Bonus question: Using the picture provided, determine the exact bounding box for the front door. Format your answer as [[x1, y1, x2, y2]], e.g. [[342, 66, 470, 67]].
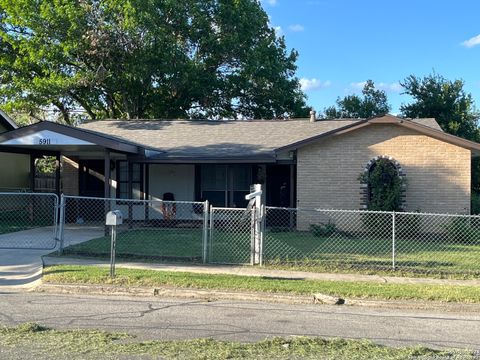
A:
[[79, 160, 105, 198]]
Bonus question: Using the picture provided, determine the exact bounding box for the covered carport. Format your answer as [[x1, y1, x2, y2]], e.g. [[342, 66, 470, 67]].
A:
[[0, 121, 143, 198]]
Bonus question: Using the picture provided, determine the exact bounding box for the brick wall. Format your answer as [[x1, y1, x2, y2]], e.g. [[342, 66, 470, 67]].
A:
[[297, 124, 471, 215], [61, 156, 79, 196]]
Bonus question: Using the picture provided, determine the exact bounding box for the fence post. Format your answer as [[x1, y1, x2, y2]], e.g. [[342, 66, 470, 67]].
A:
[[202, 200, 209, 264], [57, 194, 66, 255], [259, 204, 266, 266], [209, 205, 214, 262], [392, 211, 396, 271]]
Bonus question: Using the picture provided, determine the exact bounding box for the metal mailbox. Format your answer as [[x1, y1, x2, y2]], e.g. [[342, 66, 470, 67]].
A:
[[106, 210, 123, 226]]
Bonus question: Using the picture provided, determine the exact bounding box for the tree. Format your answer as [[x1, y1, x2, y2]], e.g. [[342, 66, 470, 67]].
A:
[[400, 73, 479, 141], [400, 73, 480, 213], [322, 80, 390, 119], [0, 0, 308, 124]]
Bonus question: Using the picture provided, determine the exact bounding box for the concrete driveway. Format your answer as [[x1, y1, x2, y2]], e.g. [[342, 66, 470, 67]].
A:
[[0, 225, 103, 292]]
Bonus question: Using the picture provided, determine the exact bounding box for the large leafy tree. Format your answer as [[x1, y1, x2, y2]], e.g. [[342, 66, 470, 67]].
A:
[[0, 0, 308, 123], [322, 80, 390, 119], [400, 73, 480, 212], [400, 73, 479, 141]]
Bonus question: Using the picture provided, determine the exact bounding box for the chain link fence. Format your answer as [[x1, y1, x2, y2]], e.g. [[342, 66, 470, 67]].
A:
[[1, 190, 477, 276], [59, 196, 208, 263], [209, 207, 255, 265], [0, 192, 58, 249], [263, 207, 480, 276]]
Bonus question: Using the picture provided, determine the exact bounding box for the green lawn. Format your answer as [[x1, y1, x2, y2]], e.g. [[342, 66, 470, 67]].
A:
[[60, 227, 480, 277], [0, 209, 52, 234], [43, 265, 480, 303], [62, 228, 204, 261], [263, 231, 480, 276], [1, 323, 471, 360]]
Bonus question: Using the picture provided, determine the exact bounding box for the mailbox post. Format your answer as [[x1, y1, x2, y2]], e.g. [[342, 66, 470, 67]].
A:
[[106, 210, 123, 278]]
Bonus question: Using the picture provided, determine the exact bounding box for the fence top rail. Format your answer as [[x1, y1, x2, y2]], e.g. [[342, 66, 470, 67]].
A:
[[265, 206, 480, 218], [211, 207, 253, 211], [62, 195, 205, 205], [0, 188, 29, 192], [0, 192, 58, 200]]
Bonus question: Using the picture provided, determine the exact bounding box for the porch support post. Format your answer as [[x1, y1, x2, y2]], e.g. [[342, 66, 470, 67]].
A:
[[127, 160, 133, 228], [104, 149, 111, 198], [55, 152, 61, 196], [104, 149, 111, 236], [29, 153, 36, 192], [144, 163, 150, 222]]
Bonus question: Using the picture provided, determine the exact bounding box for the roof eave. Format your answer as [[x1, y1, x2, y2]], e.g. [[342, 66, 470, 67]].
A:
[[0, 121, 142, 154], [275, 115, 480, 155], [275, 120, 368, 153], [0, 110, 18, 131]]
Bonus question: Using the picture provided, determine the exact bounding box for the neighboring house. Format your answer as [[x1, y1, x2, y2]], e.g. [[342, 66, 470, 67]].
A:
[[0, 114, 478, 216], [0, 110, 29, 191]]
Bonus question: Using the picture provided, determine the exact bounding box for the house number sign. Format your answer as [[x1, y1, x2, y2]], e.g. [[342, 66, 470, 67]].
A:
[[38, 138, 52, 145]]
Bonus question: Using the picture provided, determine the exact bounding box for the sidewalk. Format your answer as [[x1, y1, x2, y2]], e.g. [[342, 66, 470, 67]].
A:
[[42, 256, 480, 287]]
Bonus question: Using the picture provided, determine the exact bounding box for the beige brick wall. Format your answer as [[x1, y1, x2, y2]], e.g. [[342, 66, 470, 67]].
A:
[[61, 156, 79, 196], [297, 124, 471, 215]]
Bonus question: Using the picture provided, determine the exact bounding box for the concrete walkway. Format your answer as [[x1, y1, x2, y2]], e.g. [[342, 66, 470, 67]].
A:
[[43, 257, 480, 287], [0, 225, 103, 292], [0, 249, 52, 292]]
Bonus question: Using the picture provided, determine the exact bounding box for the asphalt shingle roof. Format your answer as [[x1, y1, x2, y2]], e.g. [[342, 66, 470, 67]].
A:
[[79, 117, 442, 160]]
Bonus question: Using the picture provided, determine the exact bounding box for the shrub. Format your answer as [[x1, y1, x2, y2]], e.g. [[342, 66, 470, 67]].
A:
[[359, 158, 406, 212], [310, 221, 336, 237]]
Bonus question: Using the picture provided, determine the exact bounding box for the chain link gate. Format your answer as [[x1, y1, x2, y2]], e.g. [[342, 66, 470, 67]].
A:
[[0, 192, 59, 250], [208, 184, 265, 265], [58, 195, 209, 263], [208, 207, 254, 264]]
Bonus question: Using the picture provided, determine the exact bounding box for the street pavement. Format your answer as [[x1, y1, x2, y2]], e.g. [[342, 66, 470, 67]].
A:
[[0, 292, 479, 351]]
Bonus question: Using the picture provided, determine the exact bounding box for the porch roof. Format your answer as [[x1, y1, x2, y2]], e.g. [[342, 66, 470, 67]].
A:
[[0, 121, 141, 155]]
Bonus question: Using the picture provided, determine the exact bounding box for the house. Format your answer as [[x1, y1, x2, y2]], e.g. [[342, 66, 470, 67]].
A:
[[0, 111, 29, 192], [0, 114, 478, 216]]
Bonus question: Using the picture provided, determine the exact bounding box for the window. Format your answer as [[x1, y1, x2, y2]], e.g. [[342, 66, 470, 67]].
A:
[[116, 161, 143, 199], [200, 165, 252, 207]]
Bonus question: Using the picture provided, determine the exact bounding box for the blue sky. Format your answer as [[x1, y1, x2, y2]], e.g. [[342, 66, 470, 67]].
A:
[[262, 0, 480, 115]]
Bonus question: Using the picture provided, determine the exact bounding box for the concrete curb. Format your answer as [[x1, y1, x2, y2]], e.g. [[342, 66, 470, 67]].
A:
[[35, 283, 312, 304], [34, 283, 480, 313]]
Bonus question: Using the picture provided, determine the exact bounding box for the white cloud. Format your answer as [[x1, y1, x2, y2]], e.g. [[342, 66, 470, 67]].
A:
[[349, 81, 401, 93], [300, 78, 331, 92], [350, 81, 366, 90], [461, 34, 480, 48], [263, 0, 278, 6], [289, 24, 305, 32], [377, 82, 402, 93], [273, 26, 283, 36]]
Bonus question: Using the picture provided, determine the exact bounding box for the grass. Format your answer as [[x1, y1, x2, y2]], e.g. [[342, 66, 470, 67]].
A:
[[43, 265, 480, 303], [0, 209, 52, 234], [0, 323, 474, 360], [60, 227, 480, 278], [62, 228, 204, 261]]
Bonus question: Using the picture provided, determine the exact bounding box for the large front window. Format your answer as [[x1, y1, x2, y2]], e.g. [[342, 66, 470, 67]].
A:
[[201, 165, 251, 207], [116, 161, 143, 199]]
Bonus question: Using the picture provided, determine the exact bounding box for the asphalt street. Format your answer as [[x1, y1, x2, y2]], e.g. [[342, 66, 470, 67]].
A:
[[0, 292, 479, 350]]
